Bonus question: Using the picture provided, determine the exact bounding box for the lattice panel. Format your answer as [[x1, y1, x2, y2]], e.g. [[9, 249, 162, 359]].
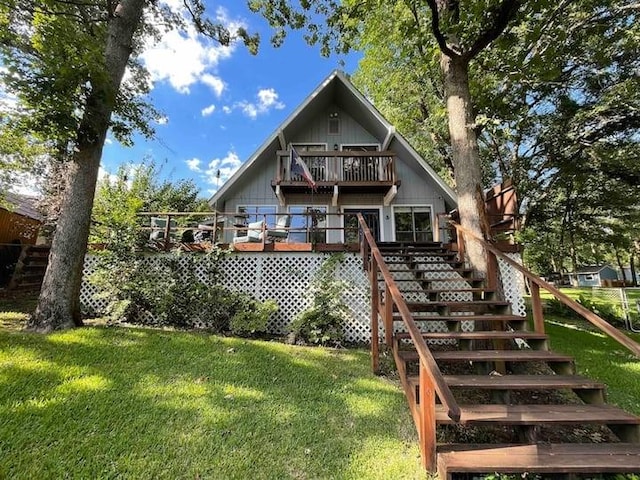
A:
[[498, 253, 527, 317], [80, 252, 373, 342]]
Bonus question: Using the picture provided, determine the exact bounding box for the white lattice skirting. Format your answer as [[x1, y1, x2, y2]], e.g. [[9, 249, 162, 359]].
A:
[[80, 251, 527, 343]]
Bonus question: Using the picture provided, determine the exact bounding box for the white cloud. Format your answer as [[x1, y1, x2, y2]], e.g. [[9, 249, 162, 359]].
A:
[[222, 106, 232, 114], [186, 158, 202, 171], [9, 171, 41, 197], [202, 151, 242, 192], [201, 74, 225, 97], [105, 137, 113, 145], [156, 116, 169, 125], [201, 104, 216, 117], [140, 7, 243, 94], [228, 88, 285, 119]]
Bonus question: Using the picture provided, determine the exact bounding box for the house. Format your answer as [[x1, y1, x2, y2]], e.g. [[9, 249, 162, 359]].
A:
[[209, 71, 457, 247], [572, 265, 619, 287]]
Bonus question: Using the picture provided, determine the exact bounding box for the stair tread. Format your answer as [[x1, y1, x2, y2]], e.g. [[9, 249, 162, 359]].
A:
[[394, 314, 525, 320], [398, 349, 572, 362], [435, 404, 640, 425], [408, 374, 603, 390], [390, 288, 494, 293], [437, 443, 640, 474], [395, 331, 546, 341]]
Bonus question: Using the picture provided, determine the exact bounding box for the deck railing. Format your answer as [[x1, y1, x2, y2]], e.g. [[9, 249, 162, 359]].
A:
[[449, 219, 640, 358], [129, 211, 364, 251], [276, 150, 397, 183], [357, 213, 460, 470]]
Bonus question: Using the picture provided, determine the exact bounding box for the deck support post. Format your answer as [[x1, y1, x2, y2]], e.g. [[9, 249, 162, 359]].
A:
[[419, 362, 437, 472], [384, 285, 393, 347]]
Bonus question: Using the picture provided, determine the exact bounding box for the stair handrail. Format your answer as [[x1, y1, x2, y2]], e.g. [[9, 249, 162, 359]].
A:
[[448, 219, 640, 358], [357, 214, 461, 422]]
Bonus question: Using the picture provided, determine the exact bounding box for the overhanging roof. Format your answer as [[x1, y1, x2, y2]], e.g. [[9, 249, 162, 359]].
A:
[[209, 70, 456, 207]]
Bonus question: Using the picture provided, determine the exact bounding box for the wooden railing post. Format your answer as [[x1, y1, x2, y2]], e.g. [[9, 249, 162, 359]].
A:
[[384, 284, 393, 347], [419, 362, 437, 471], [487, 250, 499, 291], [457, 230, 466, 264], [370, 256, 380, 373], [530, 282, 545, 334], [164, 214, 172, 251]]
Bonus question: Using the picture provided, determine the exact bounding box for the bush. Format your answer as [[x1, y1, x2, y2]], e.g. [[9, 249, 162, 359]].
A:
[[577, 294, 625, 327], [290, 254, 350, 346], [89, 248, 277, 335]]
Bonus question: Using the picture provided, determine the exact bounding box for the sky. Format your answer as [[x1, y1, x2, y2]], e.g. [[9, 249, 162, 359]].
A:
[[95, 1, 361, 200]]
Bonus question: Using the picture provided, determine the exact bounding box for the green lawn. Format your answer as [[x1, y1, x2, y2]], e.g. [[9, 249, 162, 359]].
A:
[[544, 315, 640, 416], [0, 301, 427, 479]]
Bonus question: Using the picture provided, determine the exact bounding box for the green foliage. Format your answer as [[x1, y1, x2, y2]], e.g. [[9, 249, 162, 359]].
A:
[[577, 294, 625, 328], [89, 248, 277, 336], [291, 254, 350, 346], [90, 161, 207, 248]]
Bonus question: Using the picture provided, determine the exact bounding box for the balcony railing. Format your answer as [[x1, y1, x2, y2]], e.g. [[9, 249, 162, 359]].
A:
[[276, 150, 397, 184]]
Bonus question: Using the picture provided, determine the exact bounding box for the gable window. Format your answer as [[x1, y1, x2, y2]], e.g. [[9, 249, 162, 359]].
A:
[[393, 206, 433, 242]]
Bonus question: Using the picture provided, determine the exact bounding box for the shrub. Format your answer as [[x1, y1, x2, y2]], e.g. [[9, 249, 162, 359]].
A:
[[577, 294, 625, 327], [89, 248, 277, 335], [290, 254, 350, 346]]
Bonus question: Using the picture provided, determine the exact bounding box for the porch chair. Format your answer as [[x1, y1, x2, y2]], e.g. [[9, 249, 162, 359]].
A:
[[263, 214, 291, 242], [233, 220, 264, 244]]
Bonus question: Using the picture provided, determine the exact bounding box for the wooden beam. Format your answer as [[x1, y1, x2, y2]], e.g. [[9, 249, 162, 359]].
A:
[[277, 130, 286, 150], [275, 184, 285, 207], [382, 126, 395, 151], [332, 184, 339, 206], [384, 185, 398, 206]]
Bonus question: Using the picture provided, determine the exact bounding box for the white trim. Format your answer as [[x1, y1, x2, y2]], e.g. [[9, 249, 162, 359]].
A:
[[391, 204, 435, 242], [382, 126, 395, 150], [341, 205, 384, 243]]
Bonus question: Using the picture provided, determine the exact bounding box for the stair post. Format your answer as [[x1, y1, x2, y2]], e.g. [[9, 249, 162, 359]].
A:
[[370, 255, 380, 373], [419, 361, 437, 471]]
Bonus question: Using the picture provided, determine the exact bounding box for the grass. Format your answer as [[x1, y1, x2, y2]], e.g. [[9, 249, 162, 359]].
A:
[[0, 296, 428, 480], [544, 314, 640, 416]]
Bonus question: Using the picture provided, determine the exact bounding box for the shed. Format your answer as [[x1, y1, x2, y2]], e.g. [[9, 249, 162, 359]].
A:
[[573, 265, 619, 287]]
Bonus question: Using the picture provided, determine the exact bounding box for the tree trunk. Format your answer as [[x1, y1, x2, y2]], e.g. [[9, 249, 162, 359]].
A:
[[630, 251, 637, 287], [29, 0, 145, 333], [441, 54, 489, 277], [615, 247, 626, 285]]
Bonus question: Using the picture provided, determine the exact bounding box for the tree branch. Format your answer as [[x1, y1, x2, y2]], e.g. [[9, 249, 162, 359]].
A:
[[465, 0, 523, 61], [423, 0, 461, 58]]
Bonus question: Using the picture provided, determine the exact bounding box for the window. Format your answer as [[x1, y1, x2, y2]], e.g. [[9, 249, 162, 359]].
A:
[[328, 117, 340, 135], [394, 206, 433, 242], [237, 205, 277, 228], [288, 206, 327, 243], [584, 274, 594, 281], [291, 144, 327, 182]]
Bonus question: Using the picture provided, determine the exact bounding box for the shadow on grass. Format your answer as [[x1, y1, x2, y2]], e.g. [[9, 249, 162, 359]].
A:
[[0, 325, 425, 479]]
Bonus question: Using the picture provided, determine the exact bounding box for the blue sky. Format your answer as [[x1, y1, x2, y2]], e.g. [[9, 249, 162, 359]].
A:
[[100, 2, 361, 199]]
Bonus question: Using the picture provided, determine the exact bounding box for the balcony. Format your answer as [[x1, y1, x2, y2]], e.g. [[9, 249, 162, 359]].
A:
[[272, 150, 400, 205]]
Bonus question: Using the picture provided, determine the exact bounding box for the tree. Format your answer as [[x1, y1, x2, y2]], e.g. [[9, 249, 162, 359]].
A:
[[0, 1, 257, 332], [250, 0, 535, 275]]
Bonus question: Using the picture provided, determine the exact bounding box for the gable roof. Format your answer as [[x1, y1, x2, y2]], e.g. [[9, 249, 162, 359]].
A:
[[2, 192, 44, 222], [575, 265, 614, 274], [209, 70, 456, 207]]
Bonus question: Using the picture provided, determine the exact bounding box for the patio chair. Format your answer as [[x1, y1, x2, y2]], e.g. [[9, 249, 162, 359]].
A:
[[233, 220, 264, 244], [263, 215, 291, 242]]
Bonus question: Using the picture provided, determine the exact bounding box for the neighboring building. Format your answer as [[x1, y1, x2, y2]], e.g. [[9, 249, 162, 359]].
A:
[[209, 70, 457, 246], [572, 265, 619, 287], [0, 192, 44, 286], [0, 192, 43, 245]]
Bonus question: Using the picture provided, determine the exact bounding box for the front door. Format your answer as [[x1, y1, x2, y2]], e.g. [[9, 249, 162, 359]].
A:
[[343, 208, 380, 244]]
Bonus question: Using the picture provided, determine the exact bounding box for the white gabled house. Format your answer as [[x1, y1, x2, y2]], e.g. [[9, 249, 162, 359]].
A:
[[209, 70, 456, 246]]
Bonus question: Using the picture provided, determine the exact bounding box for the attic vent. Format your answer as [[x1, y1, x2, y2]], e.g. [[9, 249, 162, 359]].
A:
[[328, 115, 340, 135]]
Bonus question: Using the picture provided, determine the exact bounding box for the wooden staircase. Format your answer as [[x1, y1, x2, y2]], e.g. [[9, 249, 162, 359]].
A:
[[8, 245, 50, 291], [360, 234, 640, 478]]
